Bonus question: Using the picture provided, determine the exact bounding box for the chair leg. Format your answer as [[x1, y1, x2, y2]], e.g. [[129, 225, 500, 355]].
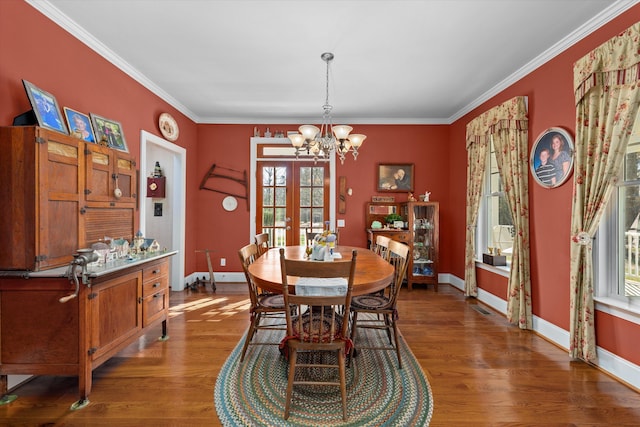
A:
[[392, 320, 402, 369], [240, 313, 259, 362], [284, 348, 297, 420], [348, 311, 359, 366], [338, 348, 347, 421], [384, 314, 393, 345]]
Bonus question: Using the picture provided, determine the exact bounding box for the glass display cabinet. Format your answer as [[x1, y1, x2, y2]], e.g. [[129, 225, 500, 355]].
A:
[[403, 201, 439, 291]]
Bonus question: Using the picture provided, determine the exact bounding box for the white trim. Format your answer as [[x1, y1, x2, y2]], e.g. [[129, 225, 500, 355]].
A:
[[140, 131, 187, 291], [597, 346, 640, 390], [249, 137, 336, 243], [595, 298, 640, 326]]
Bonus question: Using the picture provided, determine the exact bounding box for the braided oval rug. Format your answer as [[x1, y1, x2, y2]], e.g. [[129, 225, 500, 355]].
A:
[[214, 316, 433, 426]]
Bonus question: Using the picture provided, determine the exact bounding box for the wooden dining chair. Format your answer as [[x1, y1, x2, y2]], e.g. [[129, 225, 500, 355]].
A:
[[255, 232, 270, 257], [305, 228, 317, 246], [237, 243, 287, 362], [372, 235, 392, 261], [349, 240, 409, 368], [278, 247, 358, 421]]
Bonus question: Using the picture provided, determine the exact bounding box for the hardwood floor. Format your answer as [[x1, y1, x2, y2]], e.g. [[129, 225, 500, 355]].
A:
[[1, 282, 639, 426]]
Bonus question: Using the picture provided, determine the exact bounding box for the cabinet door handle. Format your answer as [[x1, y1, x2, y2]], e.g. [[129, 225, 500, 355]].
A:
[[152, 269, 160, 274], [153, 282, 160, 288], [153, 293, 162, 299], [138, 297, 143, 304]]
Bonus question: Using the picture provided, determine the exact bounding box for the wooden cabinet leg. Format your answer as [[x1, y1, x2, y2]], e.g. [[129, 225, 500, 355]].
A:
[[159, 318, 169, 341], [0, 375, 18, 405]]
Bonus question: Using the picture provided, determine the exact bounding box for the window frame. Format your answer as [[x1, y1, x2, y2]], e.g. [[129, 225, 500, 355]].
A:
[[476, 140, 512, 277]]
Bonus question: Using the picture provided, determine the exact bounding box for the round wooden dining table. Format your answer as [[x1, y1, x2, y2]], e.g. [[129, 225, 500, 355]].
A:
[[248, 245, 394, 296]]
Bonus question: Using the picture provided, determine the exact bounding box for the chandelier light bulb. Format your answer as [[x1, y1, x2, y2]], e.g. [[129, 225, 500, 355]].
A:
[[332, 125, 353, 140], [299, 125, 319, 141]]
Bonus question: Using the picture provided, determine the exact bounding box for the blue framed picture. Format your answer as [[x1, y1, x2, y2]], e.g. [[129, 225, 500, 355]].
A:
[[63, 107, 96, 143], [22, 80, 68, 134]]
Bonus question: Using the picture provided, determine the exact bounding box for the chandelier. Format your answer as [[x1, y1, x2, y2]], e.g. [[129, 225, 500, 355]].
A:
[[288, 52, 366, 164]]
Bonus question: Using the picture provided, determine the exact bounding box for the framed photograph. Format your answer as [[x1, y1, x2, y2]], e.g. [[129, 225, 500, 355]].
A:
[[530, 127, 574, 188], [22, 80, 68, 134], [90, 113, 128, 152], [63, 107, 96, 143], [377, 163, 414, 192]]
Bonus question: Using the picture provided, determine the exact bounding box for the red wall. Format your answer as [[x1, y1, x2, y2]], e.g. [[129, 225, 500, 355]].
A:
[[2, 0, 639, 367], [194, 124, 450, 273]]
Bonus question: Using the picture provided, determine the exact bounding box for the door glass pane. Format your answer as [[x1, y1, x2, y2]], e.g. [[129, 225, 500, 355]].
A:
[[300, 167, 311, 186], [262, 188, 274, 206], [300, 188, 311, 206], [312, 167, 324, 185], [275, 187, 286, 206], [312, 187, 324, 205], [275, 167, 286, 185], [262, 167, 274, 185], [262, 208, 274, 226], [275, 207, 286, 226]]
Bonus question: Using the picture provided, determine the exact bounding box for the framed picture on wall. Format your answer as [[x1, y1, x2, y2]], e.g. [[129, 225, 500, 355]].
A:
[[377, 163, 414, 192], [530, 127, 574, 188], [90, 113, 128, 152], [63, 107, 96, 143], [22, 80, 68, 134]]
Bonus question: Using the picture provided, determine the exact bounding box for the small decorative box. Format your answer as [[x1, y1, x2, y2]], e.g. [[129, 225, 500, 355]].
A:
[[483, 253, 506, 266]]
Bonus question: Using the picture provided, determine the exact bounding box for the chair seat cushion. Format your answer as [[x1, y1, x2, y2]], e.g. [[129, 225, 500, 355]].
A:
[[351, 294, 390, 310], [279, 311, 352, 358], [258, 293, 285, 308]]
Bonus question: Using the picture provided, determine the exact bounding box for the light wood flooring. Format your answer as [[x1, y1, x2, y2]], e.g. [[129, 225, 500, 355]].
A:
[[1, 282, 639, 426]]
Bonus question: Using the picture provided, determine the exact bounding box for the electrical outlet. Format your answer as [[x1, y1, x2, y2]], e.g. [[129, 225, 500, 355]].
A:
[[220, 258, 226, 266]]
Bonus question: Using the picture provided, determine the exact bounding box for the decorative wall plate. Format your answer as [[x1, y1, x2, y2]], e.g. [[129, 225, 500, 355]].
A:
[[222, 196, 238, 212], [159, 113, 179, 141]]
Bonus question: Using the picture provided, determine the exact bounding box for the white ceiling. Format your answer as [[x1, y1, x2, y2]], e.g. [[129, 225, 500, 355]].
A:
[[31, 0, 637, 124]]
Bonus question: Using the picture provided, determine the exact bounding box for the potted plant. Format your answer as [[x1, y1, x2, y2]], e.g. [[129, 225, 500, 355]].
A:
[[384, 213, 404, 228]]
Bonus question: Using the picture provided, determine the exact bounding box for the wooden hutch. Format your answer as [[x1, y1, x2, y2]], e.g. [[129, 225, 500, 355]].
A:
[[366, 200, 439, 291]]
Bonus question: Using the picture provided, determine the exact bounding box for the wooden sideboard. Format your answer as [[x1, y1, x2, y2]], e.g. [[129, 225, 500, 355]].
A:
[[0, 252, 174, 409]]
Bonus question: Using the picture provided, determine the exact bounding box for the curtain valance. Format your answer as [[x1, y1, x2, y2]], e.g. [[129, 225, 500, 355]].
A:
[[466, 96, 528, 149], [574, 22, 640, 105]]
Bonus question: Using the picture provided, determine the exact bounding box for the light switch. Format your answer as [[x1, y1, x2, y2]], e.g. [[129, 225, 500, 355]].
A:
[[337, 219, 345, 227]]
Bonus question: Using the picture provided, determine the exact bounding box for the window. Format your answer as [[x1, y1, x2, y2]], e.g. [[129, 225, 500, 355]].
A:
[[477, 140, 514, 268], [596, 119, 640, 311]]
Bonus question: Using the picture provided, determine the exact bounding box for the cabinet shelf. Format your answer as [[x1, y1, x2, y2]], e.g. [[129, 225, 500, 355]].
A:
[[403, 201, 439, 291]]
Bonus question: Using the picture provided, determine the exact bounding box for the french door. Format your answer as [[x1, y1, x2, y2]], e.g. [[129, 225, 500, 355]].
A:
[[257, 161, 329, 247]]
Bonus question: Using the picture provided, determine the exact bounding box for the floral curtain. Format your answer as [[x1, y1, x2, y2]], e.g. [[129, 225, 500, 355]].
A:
[[463, 138, 488, 297], [570, 22, 640, 363], [466, 97, 532, 329]]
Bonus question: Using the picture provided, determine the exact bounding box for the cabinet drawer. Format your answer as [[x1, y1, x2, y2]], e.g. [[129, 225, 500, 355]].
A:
[[143, 260, 169, 281], [143, 289, 168, 327], [392, 232, 410, 242], [143, 276, 167, 297]]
